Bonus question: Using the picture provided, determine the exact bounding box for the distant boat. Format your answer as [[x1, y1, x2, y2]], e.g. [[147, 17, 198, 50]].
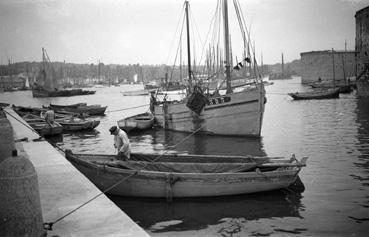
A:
[[32, 48, 95, 97], [65, 150, 308, 198], [117, 112, 155, 133], [46, 103, 107, 116], [288, 88, 340, 100], [121, 89, 152, 96]]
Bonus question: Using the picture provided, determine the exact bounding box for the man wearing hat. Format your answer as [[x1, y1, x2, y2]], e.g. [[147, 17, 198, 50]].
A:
[[109, 126, 131, 160]]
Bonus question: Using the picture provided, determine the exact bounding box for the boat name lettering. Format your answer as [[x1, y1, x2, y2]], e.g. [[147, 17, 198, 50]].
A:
[[208, 96, 231, 105]]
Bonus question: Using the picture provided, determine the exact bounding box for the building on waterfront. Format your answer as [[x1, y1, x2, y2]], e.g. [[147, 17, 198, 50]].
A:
[[300, 50, 357, 85], [355, 5, 369, 96], [0, 74, 28, 91]]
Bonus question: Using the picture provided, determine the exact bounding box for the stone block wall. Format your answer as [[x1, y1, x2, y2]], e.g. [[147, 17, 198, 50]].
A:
[[300, 50, 356, 84]]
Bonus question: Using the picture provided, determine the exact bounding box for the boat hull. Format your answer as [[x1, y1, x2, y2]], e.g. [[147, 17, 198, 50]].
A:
[[117, 112, 154, 132], [66, 152, 302, 198], [154, 85, 265, 136], [288, 88, 340, 100], [49, 104, 107, 116], [32, 89, 95, 98]]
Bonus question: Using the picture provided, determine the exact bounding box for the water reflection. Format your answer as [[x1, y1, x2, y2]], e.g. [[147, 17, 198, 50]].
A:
[[129, 128, 266, 156], [108, 190, 302, 233]]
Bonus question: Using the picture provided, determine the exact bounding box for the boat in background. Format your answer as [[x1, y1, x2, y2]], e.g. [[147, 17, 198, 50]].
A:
[[46, 103, 107, 116], [56, 117, 100, 131], [288, 88, 340, 100], [65, 150, 307, 199], [117, 112, 154, 133], [153, 1, 266, 137], [32, 48, 95, 97]]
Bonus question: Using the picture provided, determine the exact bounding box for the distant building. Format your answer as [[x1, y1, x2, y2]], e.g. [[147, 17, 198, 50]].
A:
[[0, 74, 27, 91], [355, 6, 369, 96], [355, 6, 369, 72], [300, 50, 356, 84]]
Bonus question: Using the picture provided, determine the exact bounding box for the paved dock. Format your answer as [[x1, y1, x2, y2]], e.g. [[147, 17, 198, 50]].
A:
[[4, 108, 149, 237]]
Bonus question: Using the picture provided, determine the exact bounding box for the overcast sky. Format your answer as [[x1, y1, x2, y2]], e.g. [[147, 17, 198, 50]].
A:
[[0, 0, 367, 65]]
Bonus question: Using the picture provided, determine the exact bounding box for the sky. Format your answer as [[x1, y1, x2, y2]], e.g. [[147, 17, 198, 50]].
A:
[[0, 0, 368, 65]]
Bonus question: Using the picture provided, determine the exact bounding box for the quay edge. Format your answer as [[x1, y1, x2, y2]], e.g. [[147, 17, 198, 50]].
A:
[[2, 107, 149, 237]]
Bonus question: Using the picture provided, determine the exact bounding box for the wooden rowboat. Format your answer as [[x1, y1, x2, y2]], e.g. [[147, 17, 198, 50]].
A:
[[288, 88, 340, 100], [47, 103, 107, 116], [22, 115, 63, 136], [65, 150, 307, 199], [117, 112, 154, 133], [56, 118, 100, 131]]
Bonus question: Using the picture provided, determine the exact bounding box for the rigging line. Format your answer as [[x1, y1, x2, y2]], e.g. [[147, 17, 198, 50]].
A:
[[3, 109, 42, 137], [169, 13, 186, 82], [47, 120, 207, 229], [165, 3, 186, 65], [105, 104, 149, 113]]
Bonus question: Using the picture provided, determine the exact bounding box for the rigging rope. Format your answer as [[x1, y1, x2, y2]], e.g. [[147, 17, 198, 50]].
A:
[[105, 104, 149, 113]]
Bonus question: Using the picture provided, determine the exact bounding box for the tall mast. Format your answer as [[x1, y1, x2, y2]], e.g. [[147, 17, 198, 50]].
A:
[[223, 0, 232, 93], [281, 53, 284, 77], [185, 1, 192, 93]]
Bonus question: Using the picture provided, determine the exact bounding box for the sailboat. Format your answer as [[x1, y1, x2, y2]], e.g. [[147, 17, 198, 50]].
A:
[[153, 0, 266, 137], [32, 48, 95, 97]]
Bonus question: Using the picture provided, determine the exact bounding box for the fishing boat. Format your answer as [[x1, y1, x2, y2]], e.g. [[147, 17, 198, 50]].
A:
[[153, 1, 266, 137], [121, 89, 152, 96], [288, 88, 340, 100], [56, 117, 100, 131], [46, 103, 107, 116], [22, 114, 63, 136], [32, 48, 95, 97], [65, 150, 307, 199], [117, 112, 155, 133]]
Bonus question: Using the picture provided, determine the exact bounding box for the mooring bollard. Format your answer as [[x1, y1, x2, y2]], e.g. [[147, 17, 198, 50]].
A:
[[0, 150, 45, 237]]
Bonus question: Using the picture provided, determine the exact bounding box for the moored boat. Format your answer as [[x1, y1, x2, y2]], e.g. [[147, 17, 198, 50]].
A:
[[65, 150, 308, 199], [117, 112, 154, 133], [47, 103, 107, 116], [153, 1, 266, 137], [22, 114, 63, 136], [56, 118, 100, 131], [288, 88, 340, 100]]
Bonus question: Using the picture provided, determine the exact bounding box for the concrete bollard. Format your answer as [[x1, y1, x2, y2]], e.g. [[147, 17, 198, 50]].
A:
[[0, 112, 15, 162], [0, 150, 45, 237]]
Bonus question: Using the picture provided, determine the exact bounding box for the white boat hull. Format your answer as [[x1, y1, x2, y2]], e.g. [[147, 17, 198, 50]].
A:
[[154, 85, 265, 136]]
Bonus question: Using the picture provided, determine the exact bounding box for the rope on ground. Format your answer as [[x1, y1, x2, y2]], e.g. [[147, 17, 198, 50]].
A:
[[105, 104, 149, 113], [44, 122, 207, 231]]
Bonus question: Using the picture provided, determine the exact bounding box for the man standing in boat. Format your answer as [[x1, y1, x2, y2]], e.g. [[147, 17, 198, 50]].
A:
[[109, 126, 131, 160], [44, 109, 55, 127]]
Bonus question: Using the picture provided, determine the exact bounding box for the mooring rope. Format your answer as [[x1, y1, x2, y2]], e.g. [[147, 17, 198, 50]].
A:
[[105, 104, 149, 113]]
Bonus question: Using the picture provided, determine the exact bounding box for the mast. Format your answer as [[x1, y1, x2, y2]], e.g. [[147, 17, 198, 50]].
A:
[[331, 48, 336, 89], [223, 0, 232, 93], [281, 53, 284, 78], [185, 1, 192, 93]]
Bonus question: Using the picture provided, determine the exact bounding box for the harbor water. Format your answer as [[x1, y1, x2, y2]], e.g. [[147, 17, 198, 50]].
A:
[[1, 77, 368, 236]]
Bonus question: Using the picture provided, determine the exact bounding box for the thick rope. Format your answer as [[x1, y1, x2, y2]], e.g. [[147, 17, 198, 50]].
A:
[[105, 104, 149, 113]]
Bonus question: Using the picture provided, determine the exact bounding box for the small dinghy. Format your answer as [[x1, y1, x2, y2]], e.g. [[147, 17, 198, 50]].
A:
[[117, 112, 154, 133], [288, 88, 340, 100]]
